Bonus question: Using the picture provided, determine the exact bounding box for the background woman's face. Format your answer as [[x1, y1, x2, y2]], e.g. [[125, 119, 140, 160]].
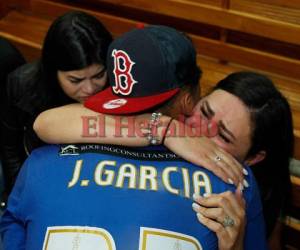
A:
[[187, 89, 252, 162], [58, 63, 107, 103]]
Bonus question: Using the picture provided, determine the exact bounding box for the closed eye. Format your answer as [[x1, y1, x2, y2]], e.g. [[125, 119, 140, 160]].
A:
[[200, 106, 208, 118], [92, 69, 106, 79], [93, 71, 105, 79], [218, 132, 231, 143], [69, 78, 83, 84]]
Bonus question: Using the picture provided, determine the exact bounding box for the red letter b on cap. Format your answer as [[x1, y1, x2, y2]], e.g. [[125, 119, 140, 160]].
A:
[[112, 49, 137, 95]]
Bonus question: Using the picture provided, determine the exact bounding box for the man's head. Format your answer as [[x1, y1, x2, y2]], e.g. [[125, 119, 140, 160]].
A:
[[84, 25, 201, 118]]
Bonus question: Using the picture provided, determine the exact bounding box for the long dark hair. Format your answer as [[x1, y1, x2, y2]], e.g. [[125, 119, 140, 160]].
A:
[[214, 71, 294, 237], [32, 11, 113, 112]]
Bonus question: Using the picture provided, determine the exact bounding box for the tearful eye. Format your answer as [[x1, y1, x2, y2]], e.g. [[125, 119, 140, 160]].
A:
[[219, 132, 231, 143], [200, 106, 209, 118]]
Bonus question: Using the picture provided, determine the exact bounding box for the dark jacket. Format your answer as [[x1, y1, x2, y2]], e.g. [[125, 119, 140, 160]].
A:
[[0, 38, 25, 100], [1, 59, 75, 194], [1, 62, 43, 193], [0, 38, 26, 193]]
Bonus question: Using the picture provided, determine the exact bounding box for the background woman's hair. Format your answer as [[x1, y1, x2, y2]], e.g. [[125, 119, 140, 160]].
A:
[[34, 11, 113, 111], [214, 71, 294, 237]]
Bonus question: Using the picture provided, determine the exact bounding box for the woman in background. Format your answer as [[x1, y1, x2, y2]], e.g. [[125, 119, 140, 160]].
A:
[[0, 11, 113, 196]]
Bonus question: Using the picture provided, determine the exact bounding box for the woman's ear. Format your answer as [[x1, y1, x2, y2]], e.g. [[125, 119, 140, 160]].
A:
[[244, 151, 266, 166]]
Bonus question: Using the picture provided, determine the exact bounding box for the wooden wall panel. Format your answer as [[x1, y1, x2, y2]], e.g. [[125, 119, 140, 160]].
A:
[[230, 0, 300, 25]]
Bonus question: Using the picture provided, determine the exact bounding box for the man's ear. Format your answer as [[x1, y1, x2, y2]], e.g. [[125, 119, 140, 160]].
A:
[[244, 151, 266, 166], [179, 92, 196, 116]]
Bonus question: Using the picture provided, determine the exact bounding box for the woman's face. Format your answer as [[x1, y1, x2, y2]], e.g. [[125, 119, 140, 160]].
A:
[[58, 63, 107, 103], [186, 89, 252, 162]]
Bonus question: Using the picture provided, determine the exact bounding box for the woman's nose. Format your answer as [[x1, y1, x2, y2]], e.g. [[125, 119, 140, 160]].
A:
[[185, 112, 205, 128], [82, 81, 98, 95]]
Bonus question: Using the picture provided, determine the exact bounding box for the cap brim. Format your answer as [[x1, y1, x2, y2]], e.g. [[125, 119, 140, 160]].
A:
[[84, 87, 180, 114]]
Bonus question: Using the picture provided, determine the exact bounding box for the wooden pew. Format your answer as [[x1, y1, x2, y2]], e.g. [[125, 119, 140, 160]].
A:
[[282, 175, 300, 249], [75, 0, 300, 79]]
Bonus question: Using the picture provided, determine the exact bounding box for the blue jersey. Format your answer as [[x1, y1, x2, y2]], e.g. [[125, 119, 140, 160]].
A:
[[0, 144, 268, 250]]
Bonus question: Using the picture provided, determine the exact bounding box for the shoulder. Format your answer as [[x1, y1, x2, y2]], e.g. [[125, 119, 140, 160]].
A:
[[6, 61, 40, 102], [7, 61, 40, 92], [0, 38, 24, 59], [0, 38, 25, 70], [29, 145, 60, 160], [19, 145, 61, 175]]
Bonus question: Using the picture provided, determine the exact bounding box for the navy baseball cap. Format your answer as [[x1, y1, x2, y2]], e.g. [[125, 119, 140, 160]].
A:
[[84, 25, 197, 114]]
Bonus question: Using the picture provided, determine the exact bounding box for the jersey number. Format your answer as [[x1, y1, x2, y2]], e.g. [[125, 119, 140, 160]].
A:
[[42, 226, 202, 250]]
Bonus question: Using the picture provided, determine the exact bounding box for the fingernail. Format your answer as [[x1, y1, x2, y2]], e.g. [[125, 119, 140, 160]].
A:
[[192, 202, 201, 211], [193, 193, 200, 200], [197, 213, 204, 220], [243, 179, 249, 188], [203, 193, 210, 197], [243, 168, 248, 175], [228, 178, 234, 185], [238, 182, 244, 192]]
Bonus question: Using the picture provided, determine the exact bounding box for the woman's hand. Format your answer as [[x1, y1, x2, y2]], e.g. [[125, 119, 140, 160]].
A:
[[192, 185, 246, 250], [163, 119, 247, 187]]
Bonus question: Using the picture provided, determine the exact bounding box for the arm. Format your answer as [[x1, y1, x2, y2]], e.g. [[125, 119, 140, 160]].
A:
[[33, 103, 151, 146], [34, 104, 244, 185]]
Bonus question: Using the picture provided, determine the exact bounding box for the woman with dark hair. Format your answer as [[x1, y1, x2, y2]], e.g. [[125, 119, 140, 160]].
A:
[[0, 11, 113, 196], [209, 72, 293, 237], [34, 71, 293, 248], [189, 71, 293, 248]]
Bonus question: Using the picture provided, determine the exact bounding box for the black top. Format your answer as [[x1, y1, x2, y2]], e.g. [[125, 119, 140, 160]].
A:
[[0, 38, 26, 100], [0, 61, 42, 193], [0, 38, 26, 193], [0, 56, 77, 194]]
